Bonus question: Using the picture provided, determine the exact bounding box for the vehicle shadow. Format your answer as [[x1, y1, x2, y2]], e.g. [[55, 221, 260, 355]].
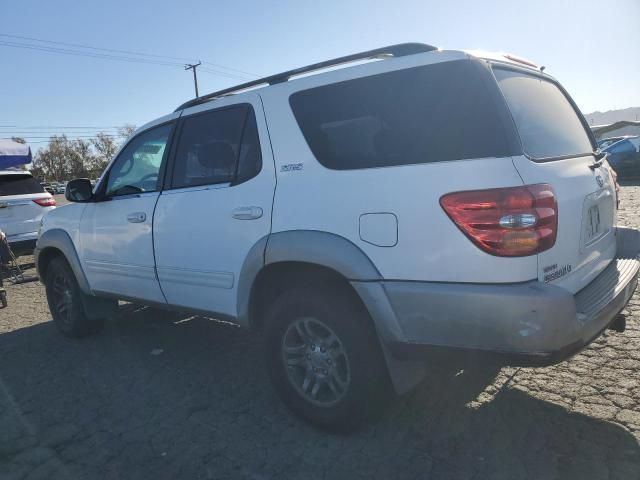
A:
[[0, 305, 639, 479]]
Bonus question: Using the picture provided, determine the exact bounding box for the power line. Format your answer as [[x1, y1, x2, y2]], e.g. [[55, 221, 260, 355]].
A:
[[0, 40, 183, 67], [0, 125, 124, 129], [0, 33, 259, 79], [1, 130, 121, 134], [2, 135, 121, 139], [0, 40, 251, 80], [2, 134, 119, 138], [0, 39, 251, 80], [0, 33, 259, 77]]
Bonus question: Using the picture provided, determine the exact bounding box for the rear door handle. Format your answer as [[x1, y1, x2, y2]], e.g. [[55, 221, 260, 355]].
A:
[[232, 206, 263, 220], [127, 212, 146, 223]]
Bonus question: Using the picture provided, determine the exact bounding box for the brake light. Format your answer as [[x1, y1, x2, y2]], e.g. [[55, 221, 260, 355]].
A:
[[33, 197, 56, 207], [440, 184, 557, 257]]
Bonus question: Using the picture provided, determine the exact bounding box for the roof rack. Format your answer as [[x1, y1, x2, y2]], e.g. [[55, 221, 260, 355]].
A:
[[174, 42, 437, 112]]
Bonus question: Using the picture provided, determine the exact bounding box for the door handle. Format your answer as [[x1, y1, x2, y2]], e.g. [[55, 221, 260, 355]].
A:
[[232, 206, 263, 220], [127, 212, 147, 223]]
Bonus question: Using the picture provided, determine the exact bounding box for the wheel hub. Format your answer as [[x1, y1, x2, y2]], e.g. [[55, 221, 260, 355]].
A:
[[307, 344, 332, 375], [282, 317, 351, 407]]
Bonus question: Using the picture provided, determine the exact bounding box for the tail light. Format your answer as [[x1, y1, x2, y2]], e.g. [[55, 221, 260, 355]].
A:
[[33, 197, 57, 207], [440, 184, 557, 257]]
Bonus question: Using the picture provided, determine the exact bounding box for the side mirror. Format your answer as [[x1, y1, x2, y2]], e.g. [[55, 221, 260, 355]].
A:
[[65, 178, 94, 203]]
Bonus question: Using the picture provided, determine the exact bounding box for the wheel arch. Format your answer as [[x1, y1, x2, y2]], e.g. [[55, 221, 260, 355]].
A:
[[36, 229, 91, 294], [237, 230, 382, 330], [243, 239, 425, 395]]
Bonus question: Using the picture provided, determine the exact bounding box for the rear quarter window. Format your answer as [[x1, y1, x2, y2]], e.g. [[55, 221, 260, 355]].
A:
[[494, 68, 594, 160], [289, 60, 512, 170], [0, 174, 45, 196]]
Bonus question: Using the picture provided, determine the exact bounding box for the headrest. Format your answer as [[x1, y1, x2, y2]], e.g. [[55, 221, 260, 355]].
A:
[[198, 142, 236, 169]]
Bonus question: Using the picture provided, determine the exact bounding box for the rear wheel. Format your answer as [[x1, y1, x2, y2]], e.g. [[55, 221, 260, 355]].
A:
[[264, 285, 391, 431], [44, 257, 104, 337]]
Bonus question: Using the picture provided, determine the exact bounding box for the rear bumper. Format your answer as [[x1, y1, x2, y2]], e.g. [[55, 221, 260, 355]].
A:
[[354, 227, 640, 366]]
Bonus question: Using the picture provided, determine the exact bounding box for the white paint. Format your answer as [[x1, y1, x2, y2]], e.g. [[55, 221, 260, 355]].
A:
[[359, 213, 398, 247]]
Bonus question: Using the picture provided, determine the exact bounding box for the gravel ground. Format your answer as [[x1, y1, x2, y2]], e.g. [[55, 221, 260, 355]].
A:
[[1, 188, 640, 479]]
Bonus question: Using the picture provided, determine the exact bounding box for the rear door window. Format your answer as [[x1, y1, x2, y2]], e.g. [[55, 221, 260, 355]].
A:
[[494, 68, 594, 160], [171, 105, 261, 189], [289, 60, 511, 170], [0, 174, 45, 196]]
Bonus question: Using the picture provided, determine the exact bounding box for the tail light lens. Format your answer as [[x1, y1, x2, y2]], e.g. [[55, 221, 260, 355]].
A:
[[440, 184, 557, 257], [33, 197, 57, 207]]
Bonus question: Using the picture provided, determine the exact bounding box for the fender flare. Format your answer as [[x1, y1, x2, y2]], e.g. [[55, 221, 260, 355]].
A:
[[236, 230, 422, 394], [236, 230, 382, 326], [35, 229, 92, 294]]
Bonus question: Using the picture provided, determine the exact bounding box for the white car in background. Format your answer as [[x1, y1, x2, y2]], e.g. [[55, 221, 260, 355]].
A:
[[0, 170, 56, 255]]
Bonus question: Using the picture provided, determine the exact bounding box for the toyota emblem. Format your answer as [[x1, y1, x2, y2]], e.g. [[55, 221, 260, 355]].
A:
[[596, 175, 604, 188]]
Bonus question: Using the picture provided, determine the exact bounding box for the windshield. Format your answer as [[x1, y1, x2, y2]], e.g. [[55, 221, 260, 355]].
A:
[[494, 68, 594, 160]]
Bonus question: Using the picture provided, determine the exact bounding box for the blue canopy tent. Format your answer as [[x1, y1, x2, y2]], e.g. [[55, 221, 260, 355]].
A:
[[0, 139, 32, 169]]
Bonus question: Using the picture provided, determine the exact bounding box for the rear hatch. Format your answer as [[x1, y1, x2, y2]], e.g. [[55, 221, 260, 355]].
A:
[[493, 66, 617, 294], [0, 172, 55, 237]]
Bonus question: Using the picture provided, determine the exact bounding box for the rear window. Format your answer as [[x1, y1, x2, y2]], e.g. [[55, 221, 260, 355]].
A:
[[494, 68, 593, 160], [289, 60, 511, 170], [0, 174, 45, 196]]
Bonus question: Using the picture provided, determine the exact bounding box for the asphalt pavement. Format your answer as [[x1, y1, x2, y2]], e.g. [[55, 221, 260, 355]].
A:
[[1, 187, 640, 479]]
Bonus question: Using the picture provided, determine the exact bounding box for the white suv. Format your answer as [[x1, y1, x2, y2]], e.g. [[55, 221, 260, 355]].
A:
[[0, 170, 56, 255], [36, 43, 639, 430]]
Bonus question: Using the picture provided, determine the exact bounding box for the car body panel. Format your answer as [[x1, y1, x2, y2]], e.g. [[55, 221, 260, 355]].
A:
[[0, 171, 55, 247]]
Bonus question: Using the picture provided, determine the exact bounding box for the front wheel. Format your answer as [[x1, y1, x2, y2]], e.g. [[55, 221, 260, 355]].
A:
[[44, 257, 104, 338], [264, 285, 391, 431]]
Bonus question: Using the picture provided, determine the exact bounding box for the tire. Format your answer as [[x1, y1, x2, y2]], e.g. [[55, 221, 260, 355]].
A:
[[264, 285, 391, 431], [44, 256, 104, 338], [0, 290, 6, 308]]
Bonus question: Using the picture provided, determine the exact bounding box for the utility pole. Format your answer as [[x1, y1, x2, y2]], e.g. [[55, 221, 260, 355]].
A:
[[185, 61, 202, 98]]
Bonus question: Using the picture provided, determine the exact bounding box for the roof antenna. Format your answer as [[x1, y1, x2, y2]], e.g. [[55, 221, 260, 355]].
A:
[[540, 65, 546, 72]]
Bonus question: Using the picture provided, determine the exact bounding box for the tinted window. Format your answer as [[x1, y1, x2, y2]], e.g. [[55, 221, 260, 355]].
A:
[[289, 60, 511, 170], [172, 106, 260, 189], [0, 174, 45, 196], [494, 68, 593, 160], [236, 111, 262, 184], [106, 124, 173, 197]]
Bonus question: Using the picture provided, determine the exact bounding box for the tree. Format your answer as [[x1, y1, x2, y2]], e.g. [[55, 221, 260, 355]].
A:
[[30, 125, 135, 182], [89, 133, 120, 177]]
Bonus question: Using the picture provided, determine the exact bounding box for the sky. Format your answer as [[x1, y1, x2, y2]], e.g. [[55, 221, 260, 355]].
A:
[[2, 0, 639, 149]]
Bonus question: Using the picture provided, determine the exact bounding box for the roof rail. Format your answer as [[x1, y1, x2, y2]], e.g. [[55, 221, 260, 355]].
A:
[[174, 42, 437, 112]]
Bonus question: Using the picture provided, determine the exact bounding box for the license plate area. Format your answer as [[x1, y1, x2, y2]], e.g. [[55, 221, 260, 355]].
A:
[[586, 205, 602, 243], [581, 190, 614, 250]]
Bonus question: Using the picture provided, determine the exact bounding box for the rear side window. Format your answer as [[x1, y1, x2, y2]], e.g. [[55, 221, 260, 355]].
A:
[[494, 68, 593, 160], [0, 174, 45, 196], [171, 105, 262, 189], [289, 60, 511, 170]]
